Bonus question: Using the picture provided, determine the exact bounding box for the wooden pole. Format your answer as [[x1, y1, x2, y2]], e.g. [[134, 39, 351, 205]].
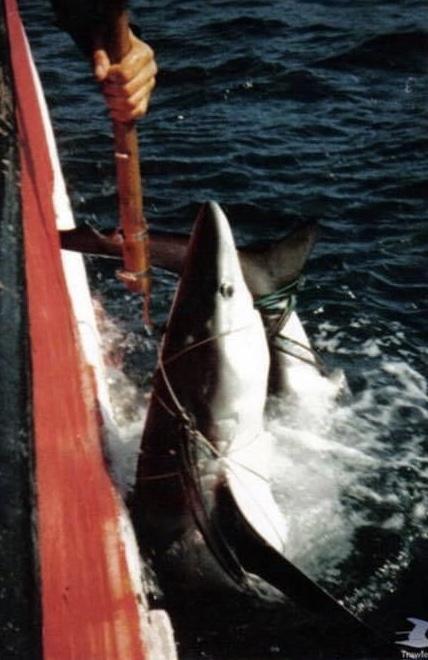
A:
[[107, 7, 151, 323]]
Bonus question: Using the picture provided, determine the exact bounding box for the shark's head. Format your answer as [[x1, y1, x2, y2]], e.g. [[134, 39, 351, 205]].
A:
[[160, 201, 269, 446], [163, 201, 256, 356]]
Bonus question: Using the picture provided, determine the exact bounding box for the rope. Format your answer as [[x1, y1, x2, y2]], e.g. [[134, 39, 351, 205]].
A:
[[163, 322, 253, 368], [151, 350, 286, 550], [271, 334, 330, 376], [152, 351, 249, 584], [253, 277, 302, 316], [254, 277, 330, 376]]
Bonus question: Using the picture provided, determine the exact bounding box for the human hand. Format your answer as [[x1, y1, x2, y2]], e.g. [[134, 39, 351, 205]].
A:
[[93, 30, 157, 123]]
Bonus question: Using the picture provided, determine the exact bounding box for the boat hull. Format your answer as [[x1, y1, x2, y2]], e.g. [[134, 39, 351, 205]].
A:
[[1, 2, 175, 657]]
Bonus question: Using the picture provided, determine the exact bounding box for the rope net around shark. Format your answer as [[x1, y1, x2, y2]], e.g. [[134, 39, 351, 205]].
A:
[[136, 323, 288, 572], [254, 276, 331, 377]]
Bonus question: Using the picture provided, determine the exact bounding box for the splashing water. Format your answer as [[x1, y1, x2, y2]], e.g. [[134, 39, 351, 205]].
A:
[[92, 297, 150, 495], [97, 295, 427, 630], [266, 318, 428, 623]]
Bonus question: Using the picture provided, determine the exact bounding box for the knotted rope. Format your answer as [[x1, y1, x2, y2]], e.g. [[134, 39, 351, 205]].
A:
[[254, 277, 329, 376]]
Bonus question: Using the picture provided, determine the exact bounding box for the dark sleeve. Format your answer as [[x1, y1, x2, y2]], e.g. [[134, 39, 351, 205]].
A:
[[50, 0, 124, 56]]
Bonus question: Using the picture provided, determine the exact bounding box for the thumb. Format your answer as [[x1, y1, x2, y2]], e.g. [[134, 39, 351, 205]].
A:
[[93, 48, 110, 82]]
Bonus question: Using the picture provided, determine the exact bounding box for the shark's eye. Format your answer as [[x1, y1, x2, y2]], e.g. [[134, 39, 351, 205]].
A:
[[219, 282, 234, 298]]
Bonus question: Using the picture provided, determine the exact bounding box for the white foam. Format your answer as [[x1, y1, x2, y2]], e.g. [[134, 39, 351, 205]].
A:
[[264, 316, 427, 611], [92, 302, 150, 495]]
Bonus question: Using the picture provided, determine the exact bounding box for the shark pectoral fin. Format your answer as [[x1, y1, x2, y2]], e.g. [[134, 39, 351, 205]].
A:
[[215, 481, 375, 636], [59, 223, 189, 273], [215, 483, 396, 654], [59, 223, 123, 258]]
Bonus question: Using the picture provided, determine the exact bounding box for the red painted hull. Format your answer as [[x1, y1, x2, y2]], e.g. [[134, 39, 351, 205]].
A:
[[4, 1, 171, 657]]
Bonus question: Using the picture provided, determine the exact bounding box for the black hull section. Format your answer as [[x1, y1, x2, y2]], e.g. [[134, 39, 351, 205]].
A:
[[0, 4, 41, 657]]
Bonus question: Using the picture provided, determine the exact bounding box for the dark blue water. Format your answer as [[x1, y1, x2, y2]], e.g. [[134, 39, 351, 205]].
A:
[[20, 1, 428, 657]]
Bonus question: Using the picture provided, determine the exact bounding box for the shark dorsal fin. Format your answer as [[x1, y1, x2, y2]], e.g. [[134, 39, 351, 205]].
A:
[[239, 221, 318, 299]]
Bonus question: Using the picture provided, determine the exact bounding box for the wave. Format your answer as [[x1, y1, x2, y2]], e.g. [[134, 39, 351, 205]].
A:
[[202, 15, 288, 38], [158, 56, 284, 85], [316, 30, 428, 73]]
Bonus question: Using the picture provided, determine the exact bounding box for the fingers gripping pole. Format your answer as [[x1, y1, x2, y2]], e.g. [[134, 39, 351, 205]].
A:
[[107, 7, 151, 322]]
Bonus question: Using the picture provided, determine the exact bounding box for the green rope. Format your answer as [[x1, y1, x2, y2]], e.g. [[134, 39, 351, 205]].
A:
[[254, 277, 302, 316], [271, 334, 330, 376], [254, 277, 329, 376]]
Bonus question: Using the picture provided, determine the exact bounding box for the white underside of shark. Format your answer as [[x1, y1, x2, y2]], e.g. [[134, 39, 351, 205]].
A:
[[131, 201, 288, 582]]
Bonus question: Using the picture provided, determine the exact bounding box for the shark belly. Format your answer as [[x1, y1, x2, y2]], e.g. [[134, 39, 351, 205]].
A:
[[130, 202, 287, 596]]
